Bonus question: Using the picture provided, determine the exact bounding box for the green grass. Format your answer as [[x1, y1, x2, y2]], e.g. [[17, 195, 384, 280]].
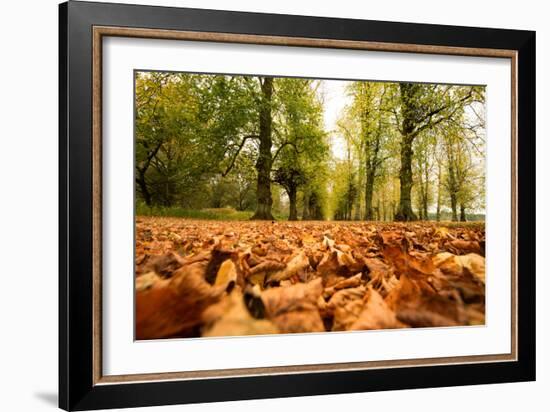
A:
[[136, 203, 482, 225], [136, 204, 256, 220], [136, 203, 292, 221]]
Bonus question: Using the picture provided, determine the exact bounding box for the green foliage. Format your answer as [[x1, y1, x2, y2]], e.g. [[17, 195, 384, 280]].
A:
[[272, 78, 330, 219], [135, 71, 485, 222], [135, 72, 259, 208]]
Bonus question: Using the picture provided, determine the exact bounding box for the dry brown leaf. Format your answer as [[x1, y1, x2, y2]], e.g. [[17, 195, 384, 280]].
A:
[[458, 254, 485, 283], [332, 299, 364, 331], [135, 271, 162, 292], [323, 273, 363, 299], [202, 291, 279, 337], [383, 245, 436, 278], [214, 259, 238, 291], [135, 218, 485, 336], [248, 260, 287, 275], [385, 275, 467, 327], [447, 239, 482, 255], [326, 285, 367, 310], [204, 248, 235, 284], [266, 251, 311, 284], [322, 235, 335, 250], [434, 252, 485, 282], [261, 278, 325, 333], [350, 287, 407, 330], [326, 285, 367, 330], [136, 253, 227, 339], [364, 257, 391, 278], [301, 233, 318, 246], [251, 244, 268, 256], [137, 251, 185, 278], [433, 252, 485, 303]]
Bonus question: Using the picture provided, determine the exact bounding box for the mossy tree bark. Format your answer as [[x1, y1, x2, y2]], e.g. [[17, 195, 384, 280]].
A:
[[395, 134, 418, 221], [288, 188, 298, 221], [251, 77, 275, 220]]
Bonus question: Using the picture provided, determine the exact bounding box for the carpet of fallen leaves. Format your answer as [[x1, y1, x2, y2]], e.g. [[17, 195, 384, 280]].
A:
[[135, 217, 485, 340]]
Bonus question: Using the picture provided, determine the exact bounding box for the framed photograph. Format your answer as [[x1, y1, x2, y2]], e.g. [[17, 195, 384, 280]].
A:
[[59, 1, 535, 410]]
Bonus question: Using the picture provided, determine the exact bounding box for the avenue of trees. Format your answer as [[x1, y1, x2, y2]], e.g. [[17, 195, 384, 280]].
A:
[[135, 72, 485, 222]]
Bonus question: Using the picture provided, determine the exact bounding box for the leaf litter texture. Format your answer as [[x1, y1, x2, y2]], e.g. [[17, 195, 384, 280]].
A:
[[135, 217, 485, 339]]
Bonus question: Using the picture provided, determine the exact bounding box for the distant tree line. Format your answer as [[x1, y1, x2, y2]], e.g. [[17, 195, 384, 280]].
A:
[[135, 72, 485, 222], [332, 82, 485, 222]]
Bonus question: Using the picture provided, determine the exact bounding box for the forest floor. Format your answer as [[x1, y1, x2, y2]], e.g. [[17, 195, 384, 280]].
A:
[[135, 216, 486, 340]]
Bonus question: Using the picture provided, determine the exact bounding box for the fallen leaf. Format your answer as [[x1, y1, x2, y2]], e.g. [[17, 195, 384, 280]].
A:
[[326, 285, 367, 331], [350, 287, 407, 330], [214, 259, 238, 291], [261, 278, 325, 333], [138, 252, 184, 278], [136, 252, 227, 339], [135, 218, 485, 336], [202, 291, 279, 337], [323, 273, 363, 299], [385, 275, 467, 327], [433, 252, 485, 302], [135, 271, 162, 292], [447, 239, 482, 255], [266, 251, 311, 284], [204, 248, 235, 284]]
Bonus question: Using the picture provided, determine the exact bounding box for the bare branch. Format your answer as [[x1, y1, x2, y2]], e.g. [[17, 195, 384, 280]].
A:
[[221, 135, 258, 177], [272, 140, 303, 163]]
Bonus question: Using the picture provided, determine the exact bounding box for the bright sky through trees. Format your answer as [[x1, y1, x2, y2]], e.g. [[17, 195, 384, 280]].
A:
[[319, 80, 352, 161]]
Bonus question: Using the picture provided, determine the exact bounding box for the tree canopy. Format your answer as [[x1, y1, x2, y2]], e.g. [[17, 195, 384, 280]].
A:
[[135, 72, 485, 222]]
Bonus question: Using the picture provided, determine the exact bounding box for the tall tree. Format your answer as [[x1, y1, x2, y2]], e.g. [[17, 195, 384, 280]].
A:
[[393, 83, 475, 221], [413, 130, 437, 220], [272, 78, 328, 220], [250, 77, 275, 219], [135, 72, 177, 206], [359, 84, 392, 220], [274, 164, 305, 220], [442, 125, 484, 222], [135, 72, 259, 207]]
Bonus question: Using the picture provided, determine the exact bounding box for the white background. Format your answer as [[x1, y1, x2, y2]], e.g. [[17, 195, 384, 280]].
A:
[[0, 0, 546, 411], [103, 37, 511, 376]]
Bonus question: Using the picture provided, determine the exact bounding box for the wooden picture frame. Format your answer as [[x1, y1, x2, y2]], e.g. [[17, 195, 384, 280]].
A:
[[59, 1, 535, 410]]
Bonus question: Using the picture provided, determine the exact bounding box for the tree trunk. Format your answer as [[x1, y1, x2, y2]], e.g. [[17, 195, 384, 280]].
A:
[[450, 192, 458, 222], [354, 195, 362, 220], [136, 172, 152, 206], [436, 162, 442, 222], [136, 141, 164, 207], [251, 77, 275, 220], [381, 191, 387, 222], [237, 192, 245, 211], [363, 114, 382, 221], [460, 204, 467, 222], [302, 190, 310, 220], [364, 170, 375, 220], [395, 136, 418, 221], [445, 140, 460, 222], [423, 202, 428, 220], [422, 166, 429, 220], [308, 192, 322, 220], [395, 84, 419, 221], [288, 187, 298, 221]]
